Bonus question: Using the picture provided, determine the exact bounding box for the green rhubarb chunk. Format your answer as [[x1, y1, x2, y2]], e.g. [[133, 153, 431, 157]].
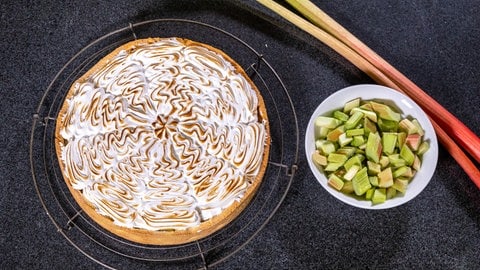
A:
[[400, 145, 415, 166], [412, 119, 425, 136], [333, 110, 349, 122], [341, 180, 354, 194], [326, 125, 346, 142], [392, 179, 409, 193], [372, 188, 387, 204], [379, 155, 390, 168], [367, 161, 381, 175], [315, 139, 325, 150], [378, 167, 393, 188], [315, 116, 343, 129], [397, 132, 407, 149], [336, 147, 357, 157], [343, 98, 360, 113], [386, 187, 397, 199], [412, 155, 422, 171], [370, 101, 401, 122], [366, 132, 382, 163], [351, 107, 377, 122], [324, 162, 344, 172], [352, 167, 372, 196], [328, 153, 348, 164], [343, 164, 360, 181], [369, 176, 379, 187], [312, 151, 327, 167], [382, 132, 398, 155], [378, 118, 399, 132], [359, 103, 373, 111], [399, 118, 418, 135], [345, 111, 364, 130], [417, 141, 430, 156], [319, 141, 336, 155], [344, 154, 365, 171], [315, 126, 330, 139], [338, 133, 353, 147], [365, 188, 375, 200], [351, 135, 366, 147], [363, 117, 377, 135], [328, 174, 344, 191], [346, 128, 364, 137], [393, 166, 410, 178], [388, 154, 407, 168]]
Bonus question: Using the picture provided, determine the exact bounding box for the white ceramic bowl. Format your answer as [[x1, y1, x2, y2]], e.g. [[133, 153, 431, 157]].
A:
[[305, 84, 438, 209]]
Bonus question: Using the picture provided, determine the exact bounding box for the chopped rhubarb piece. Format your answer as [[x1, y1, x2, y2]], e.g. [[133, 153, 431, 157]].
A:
[[379, 155, 390, 168], [365, 188, 375, 200], [378, 118, 399, 132], [315, 116, 342, 129], [352, 167, 371, 196], [312, 151, 327, 167], [367, 160, 381, 175], [417, 141, 430, 156], [393, 166, 410, 178], [351, 135, 366, 147], [346, 128, 364, 137], [333, 110, 349, 122], [393, 179, 409, 193], [399, 118, 418, 135], [327, 153, 348, 164], [412, 119, 425, 136], [412, 155, 422, 171], [341, 181, 354, 194], [328, 174, 344, 191], [343, 98, 360, 113], [382, 132, 398, 155], [369, 176, 379, 186], [343, 164, 360, 181], [363, 117, 377, 135], [319, 141, 336, 155], [378, 167, 393, 188], [400, 145, 415, 166], [344, 154, 365, 170], [397, 132, 407, 149], [338, 133, 353, 147], [366, 132, 382, 163], [336, 147, 356, 157], [345, 111, 364, 130], [372, 188, 387, 204], [386, 187, 397, 199], [351, 107, 377, 122], [326, 125, 345, 142], [405, 134, 422, 151], [370, 101, 401, 122]]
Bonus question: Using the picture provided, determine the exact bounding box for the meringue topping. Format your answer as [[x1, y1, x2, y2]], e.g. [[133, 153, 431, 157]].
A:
[[57, 38, 268, 231]]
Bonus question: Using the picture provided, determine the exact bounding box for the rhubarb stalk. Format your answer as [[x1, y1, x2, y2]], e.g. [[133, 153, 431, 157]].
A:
[[256, 0, 480, 187]]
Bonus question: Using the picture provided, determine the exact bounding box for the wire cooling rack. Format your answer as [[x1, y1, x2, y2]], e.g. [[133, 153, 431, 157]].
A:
[[30, 19, 299, 269]]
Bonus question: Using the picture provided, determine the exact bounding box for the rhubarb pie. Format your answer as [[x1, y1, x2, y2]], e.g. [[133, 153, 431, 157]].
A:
[[55, 37, 270, 245]]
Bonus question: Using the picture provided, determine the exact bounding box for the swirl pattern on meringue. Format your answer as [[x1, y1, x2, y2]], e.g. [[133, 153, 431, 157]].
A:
[[56, 37, 269, 232]]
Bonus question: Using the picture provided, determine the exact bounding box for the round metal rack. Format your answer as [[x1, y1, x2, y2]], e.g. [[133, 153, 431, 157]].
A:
[[30, 19, 299, 269]]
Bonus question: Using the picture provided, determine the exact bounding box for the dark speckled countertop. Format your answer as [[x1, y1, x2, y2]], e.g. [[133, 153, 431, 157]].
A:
[[1, 0, 479, 269]]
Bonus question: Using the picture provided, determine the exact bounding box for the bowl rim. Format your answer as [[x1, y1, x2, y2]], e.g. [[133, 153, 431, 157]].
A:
[[305, 84, 438, 209]]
